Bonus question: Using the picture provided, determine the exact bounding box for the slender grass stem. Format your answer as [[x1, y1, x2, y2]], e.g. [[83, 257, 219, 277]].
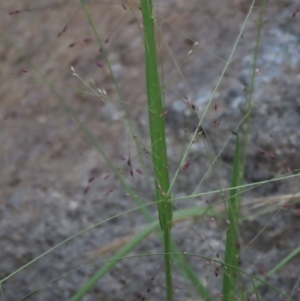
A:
[[222, 136, 240, 301], [140, 1, 173, 300]]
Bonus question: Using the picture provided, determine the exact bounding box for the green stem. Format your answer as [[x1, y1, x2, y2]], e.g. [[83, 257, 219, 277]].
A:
[[140, 1, 173, 300], [238, 0, 266, 212], [222, 136, 240, 301]]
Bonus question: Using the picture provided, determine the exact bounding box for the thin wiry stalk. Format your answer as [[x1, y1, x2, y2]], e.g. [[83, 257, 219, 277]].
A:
[[238, 0, 266, 213]]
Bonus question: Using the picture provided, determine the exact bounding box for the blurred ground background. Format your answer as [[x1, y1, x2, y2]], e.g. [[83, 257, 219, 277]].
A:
[[0, 0, 300, 300]]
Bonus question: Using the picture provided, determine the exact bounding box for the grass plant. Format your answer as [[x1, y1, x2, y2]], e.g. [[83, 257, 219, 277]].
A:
[[0, 1, 300, 301]]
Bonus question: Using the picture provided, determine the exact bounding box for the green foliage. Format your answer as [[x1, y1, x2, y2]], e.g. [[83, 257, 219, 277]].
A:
[[1, 1, 300, 301]]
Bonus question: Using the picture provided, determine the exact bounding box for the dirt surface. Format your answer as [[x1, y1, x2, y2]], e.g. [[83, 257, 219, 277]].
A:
[[1, 0, 300, 300]]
